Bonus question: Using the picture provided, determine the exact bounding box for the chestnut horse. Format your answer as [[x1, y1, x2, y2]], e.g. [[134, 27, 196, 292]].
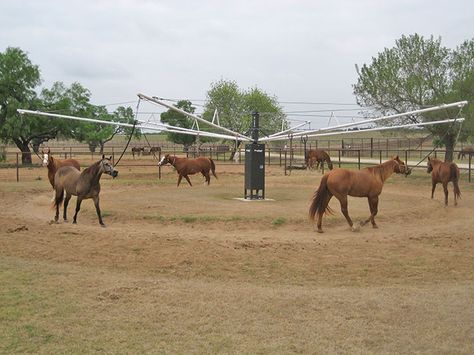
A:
[[305, 149, 333, 171], [158, 154, 217, 187], [53, 156, 118, 226], [427, 157, 461, 206], [42, 148, 80, 187], [309, 156, 408, 233]]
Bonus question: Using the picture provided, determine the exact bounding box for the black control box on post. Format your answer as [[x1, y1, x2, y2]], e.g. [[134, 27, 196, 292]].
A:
[[245, 143, 265, 200]]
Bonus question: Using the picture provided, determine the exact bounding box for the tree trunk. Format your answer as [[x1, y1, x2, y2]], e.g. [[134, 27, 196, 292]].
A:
[[443, 134, 456, 162], [229, 140, 242, 161], [99, 142, 105, 154], [14, 140, 33, 165]]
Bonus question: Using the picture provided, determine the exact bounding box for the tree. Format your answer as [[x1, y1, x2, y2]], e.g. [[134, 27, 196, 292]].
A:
[[353, 34, 474, 161], [203, 79, 287, 159], [73, 105, 138, 153], [0, 47, 91, 164], [160, 100, 197, 150]]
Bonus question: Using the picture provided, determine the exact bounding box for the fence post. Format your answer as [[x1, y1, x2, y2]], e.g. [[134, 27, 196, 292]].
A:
[[405, 150, 408, 166], [16, 153, 19, 182], [158, 151, 162, 179], [358, 150, 361, 169], [379, 150, 382, 164], [338, 149, 341, 168], [469, 154, 472, 183]]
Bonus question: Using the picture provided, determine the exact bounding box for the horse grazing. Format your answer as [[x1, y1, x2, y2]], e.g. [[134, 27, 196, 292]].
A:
[[457, 147, 474, 160], [53, 156, 118, 226], [309, 156, 408, 233], [305, 149, 333, 171], [427, 157, 461, 206], [158, 154, 217, 187], [42, 148, 81, 188]]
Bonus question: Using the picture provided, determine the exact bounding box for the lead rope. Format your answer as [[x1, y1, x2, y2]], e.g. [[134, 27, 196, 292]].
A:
[[114, 98, 141, 167]]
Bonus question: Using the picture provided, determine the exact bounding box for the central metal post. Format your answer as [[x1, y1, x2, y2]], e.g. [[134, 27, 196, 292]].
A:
[[244, 112, 265, 200]]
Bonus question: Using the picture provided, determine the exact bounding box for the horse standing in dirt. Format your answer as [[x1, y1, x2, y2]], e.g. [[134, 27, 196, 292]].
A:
[[53, 156, 118, 226], [305, 149, 333, 171], [427, 157, 461, 206], [42, 148, 81, 188], [158, 154, 217, 187], [309, 156, 408, 233], [457, 147, 474, 160], [131, 146, 144, 158]]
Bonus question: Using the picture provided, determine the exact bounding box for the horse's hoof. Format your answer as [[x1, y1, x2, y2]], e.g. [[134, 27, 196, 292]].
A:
[[100, 223, 106, 228], [63, 219, 68, 223], [360, 220, 367, 226], [372, 224, 378, 229], [317, 229, 324, 233], [72, 221, 77, 224], [351, 225, 360, 232]]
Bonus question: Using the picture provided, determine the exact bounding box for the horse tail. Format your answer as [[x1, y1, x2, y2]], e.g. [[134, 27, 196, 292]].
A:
[[309, 174, 333, 222], [450, 163, 461, 200], [210, 158, 217, 179]]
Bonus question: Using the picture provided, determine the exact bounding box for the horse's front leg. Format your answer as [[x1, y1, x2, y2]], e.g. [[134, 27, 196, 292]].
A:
[[177, 174, 183, 187], [361, 196, 379, 228], [73, 196, 84, 224], [184, 175, 193, 186], [442, 182, 449, 206], [93, 195, 105, 227], [431, 181, 437, 199]]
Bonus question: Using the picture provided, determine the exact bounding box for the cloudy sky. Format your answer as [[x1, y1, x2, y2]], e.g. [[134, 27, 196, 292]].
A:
[[1, 0, 473, 128]]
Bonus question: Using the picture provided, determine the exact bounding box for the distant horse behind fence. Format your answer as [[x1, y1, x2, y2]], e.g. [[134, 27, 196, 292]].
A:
[[427, 157, 461, 206], [53, 155, 118, 226], [131, 146, 144, 158], [305, 149, 333, 171], [158, 154, 217, 186], [458, 147, 474, 160], [309, 156, 408, 233], [42, 148, 80, 188]]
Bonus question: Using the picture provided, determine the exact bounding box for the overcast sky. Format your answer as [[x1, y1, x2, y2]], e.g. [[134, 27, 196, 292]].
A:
[[1, 0, 473, 128]]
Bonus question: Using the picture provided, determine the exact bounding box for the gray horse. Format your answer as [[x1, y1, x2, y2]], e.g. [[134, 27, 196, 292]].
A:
[[53, 155, 118, 226]]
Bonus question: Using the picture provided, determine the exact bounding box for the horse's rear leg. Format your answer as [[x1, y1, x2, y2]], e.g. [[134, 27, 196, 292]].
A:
[[335, 194, 355, 231], [73, 196, 84, 224], [93, 195, 105, 227], [203, 172, 210, 185], [316, 193, 333, 233], [63, 193, 72, 221], [177, 174, 183, 187]]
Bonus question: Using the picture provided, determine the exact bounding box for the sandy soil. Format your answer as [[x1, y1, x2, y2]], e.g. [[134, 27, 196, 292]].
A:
[[1, 162, 473, 353]]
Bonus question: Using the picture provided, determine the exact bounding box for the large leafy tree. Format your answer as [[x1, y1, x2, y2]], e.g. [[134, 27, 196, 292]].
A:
[[203, 79, 287, 159], [73, 105, 138, 153], [353, 34, 474, 161], [0, 47, 90, 164], [160, 100, 197, 150]]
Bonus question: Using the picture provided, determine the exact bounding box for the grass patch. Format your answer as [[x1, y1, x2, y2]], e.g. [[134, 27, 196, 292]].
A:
[[271, 217, 286, 226]]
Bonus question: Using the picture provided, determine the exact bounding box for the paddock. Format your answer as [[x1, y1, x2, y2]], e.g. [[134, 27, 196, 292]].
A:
[[1, 161, 473, 353]]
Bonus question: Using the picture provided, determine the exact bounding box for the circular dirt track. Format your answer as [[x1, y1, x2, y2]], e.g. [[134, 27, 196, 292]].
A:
[[1, 163, 473, 353]]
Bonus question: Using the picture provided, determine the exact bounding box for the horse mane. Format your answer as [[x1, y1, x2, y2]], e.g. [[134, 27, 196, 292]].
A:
[[83, 160, 101, 177], [365, 159, 398, 181]]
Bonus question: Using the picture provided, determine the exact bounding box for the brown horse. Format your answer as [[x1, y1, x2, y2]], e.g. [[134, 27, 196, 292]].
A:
[[53, 156, 118, 226], [42, 148, 80, 188], [427, 157, 461, 206], [457, 147, 474, 160], [305, 149, 333, 171], [309, 156, 408, 233], [158, 154, 217, 186]]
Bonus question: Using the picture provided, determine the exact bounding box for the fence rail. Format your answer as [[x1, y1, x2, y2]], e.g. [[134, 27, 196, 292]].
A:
[[1, 146, 472, 183]]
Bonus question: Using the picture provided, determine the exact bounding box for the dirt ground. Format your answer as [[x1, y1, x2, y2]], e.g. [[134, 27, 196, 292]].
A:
[[1, 162, 473, 353]]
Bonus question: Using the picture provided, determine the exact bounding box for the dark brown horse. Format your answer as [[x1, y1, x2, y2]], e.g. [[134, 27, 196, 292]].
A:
[[158, 154, 217, 186], [309, 156, 408, 233], [42, 148, 80, 188], [53, 156, 118, 226], [131, 146, 144, 158], [427, 157, 461, 206], [457, 147, 474, 160], [305, 149, 333, 171]]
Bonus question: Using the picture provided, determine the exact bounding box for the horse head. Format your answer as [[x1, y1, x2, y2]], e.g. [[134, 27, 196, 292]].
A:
[[427, 156, 433, 173], [158, 154, 174, 166], [392, 155, 410, 175], [41, 147, 51, 166], [100, 155, 118, 178]]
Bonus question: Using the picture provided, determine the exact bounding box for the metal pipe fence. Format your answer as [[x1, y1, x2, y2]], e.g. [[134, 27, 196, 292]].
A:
[[1, 147, 472, 183]]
